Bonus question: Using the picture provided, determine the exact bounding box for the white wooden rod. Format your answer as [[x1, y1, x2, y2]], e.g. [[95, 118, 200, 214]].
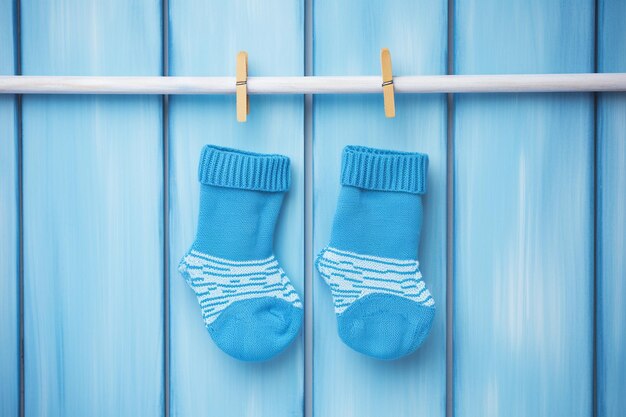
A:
[[1, 73, 626, 94]]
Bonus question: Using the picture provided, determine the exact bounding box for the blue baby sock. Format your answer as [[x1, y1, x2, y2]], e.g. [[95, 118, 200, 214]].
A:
[[179, 145, 303, 362], [316, 145, 435, 360]]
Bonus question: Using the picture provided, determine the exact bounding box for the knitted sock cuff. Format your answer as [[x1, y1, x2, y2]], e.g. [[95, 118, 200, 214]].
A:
[[340, 145, 428, 194], [198, 145, 291, 192]]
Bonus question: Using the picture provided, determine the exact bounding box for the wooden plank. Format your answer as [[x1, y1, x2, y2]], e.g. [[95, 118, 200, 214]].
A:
[[167, 1, 304, 416], [21, 1, 163, 415], [453, 1, 594, 416], [0, 1, 18, 415], [312, 1, 447, 416], [597, 0, 626, 415]]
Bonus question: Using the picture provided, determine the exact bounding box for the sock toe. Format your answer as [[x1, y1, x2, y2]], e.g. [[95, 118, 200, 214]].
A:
[[208, 297, 303, 362], [337, 293, 434, 360]]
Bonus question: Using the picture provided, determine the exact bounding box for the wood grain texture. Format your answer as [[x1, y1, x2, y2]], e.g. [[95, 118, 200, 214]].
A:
[[0, 1, 18, 415], [21, 1, 163, 415], [313, 1, 447, 416], [597, 0, 626, 415], [167, 1, 304, 416], [453, 1, 595, 416]]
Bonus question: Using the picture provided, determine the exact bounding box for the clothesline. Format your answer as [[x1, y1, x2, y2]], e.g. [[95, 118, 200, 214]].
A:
[[1, 73, 625, 94]]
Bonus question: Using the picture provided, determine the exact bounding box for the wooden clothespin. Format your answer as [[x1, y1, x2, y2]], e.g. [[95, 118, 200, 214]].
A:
[[236, 51, 249, 122], [380, 48, 395, 118]]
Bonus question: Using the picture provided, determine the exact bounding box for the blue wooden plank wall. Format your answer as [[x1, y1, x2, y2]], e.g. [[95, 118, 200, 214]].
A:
[[312, 1, 447, 416], [1, 1, 625, 416], [453, 1, 595, 416], [0, 1, 18, 416], [597, 0, 626, 415], [167, 1, 304, 416], [20, 0, 164, 415]]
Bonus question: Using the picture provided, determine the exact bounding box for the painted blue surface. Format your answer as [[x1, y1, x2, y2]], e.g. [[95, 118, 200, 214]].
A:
[[0, 1, 18, 416], [3, 1, 624, 415], [597, 1, 626, 415], [167, 1, 304, 416], [313, 1, 447, 415], [21, 0, 164, 415], [453, 1, 595, 416]]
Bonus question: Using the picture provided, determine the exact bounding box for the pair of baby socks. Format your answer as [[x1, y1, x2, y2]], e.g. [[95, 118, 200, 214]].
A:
[[179, 144, 434, 362]]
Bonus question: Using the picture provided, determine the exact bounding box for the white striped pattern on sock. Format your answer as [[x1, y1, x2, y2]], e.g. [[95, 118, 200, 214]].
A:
[[179, 249, 302, 325], [316, 246, 435, 314]]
